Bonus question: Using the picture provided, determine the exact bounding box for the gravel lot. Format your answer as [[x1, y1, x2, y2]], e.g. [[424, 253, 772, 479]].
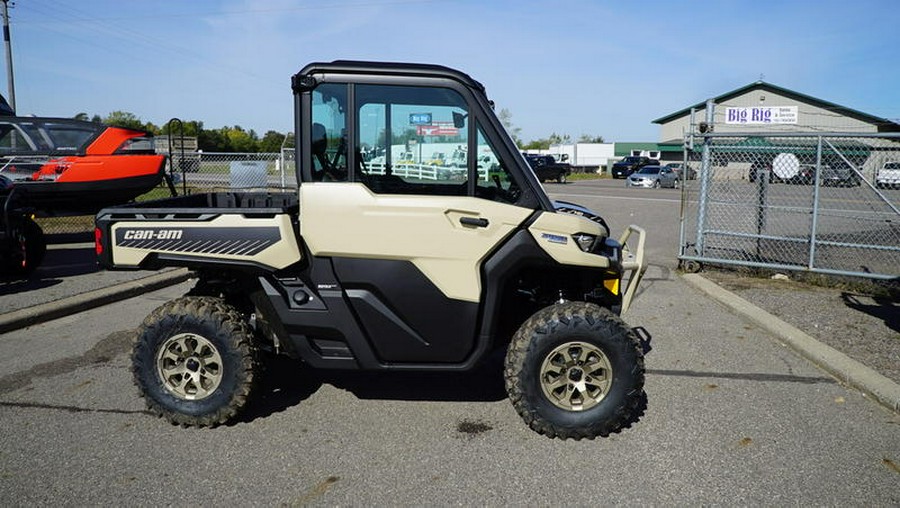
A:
[[702, 269, 899, 385]]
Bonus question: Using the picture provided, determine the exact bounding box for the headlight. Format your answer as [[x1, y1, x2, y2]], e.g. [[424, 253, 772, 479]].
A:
[[573, 233, 597, 252]]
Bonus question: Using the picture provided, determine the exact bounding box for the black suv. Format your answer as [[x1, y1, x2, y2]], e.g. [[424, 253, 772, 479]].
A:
[[612, 156, 657, 179]]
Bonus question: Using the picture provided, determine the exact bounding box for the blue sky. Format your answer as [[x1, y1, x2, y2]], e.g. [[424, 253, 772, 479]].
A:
[[8, 0, 899, 142]]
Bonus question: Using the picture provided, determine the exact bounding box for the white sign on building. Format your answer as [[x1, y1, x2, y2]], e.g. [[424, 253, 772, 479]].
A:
[[725, 106, 798, 125]]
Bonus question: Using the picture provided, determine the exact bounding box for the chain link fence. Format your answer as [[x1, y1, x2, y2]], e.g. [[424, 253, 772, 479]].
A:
[[168, 151, 297, 193], [679, 132, 900, 280]]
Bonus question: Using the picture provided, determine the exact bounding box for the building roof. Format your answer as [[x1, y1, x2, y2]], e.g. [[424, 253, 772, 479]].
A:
[[652, 81, 900, 131]]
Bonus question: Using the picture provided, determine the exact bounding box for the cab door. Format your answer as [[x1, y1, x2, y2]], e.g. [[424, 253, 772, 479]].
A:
[[299, 81, 533, 363]]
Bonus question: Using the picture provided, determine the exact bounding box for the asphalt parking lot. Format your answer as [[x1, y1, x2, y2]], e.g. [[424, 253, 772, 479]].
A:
[[0, 179, 897, 505]]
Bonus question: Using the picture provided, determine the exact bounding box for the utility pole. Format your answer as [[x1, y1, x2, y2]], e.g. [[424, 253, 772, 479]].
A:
[[1, 0, 15, 112]]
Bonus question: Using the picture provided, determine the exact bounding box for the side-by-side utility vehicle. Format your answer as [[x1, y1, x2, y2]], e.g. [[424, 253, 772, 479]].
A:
[[95, 61, 648, 439]]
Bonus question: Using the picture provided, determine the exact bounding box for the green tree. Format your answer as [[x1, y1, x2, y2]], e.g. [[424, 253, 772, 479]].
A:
[[578, 133, 605, 143], [522, 138, 551, 150], [223, 125, 259, 153], [160, 119, 203, 137], [548, 132, 571, 145], [103, 111, 146, 131], [198, 128, 229, 152], [259, 130, 288, 153], [73, 112, 89, 121], [143, 122, 160, 135], [377, 127, 419, 146], [498, 108, 522, 147]]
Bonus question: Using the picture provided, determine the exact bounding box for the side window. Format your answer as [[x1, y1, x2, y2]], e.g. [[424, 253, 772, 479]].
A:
[[0, 123, 37, 153], [474, 122, 518, 204], [356, 84, 469, 195], [311, 83, 348, 181]]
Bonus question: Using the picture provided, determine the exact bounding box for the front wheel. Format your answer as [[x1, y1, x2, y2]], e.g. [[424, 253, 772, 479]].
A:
[[132, 296, 260, 427], [504, 302, 645, 440], [653, 179, 660, 189]]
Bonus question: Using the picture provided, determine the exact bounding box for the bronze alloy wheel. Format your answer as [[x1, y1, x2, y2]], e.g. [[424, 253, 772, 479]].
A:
[[134, 296, 259, 427], [156, 332, 224, 400], [539, 341, 612, 411], [505, 302, 644, 439]]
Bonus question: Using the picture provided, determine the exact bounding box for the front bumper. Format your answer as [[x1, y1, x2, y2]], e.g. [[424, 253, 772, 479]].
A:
[[625, 177, 655, 188], [617, 225, 647, 314], [611, 167, 632, 178]]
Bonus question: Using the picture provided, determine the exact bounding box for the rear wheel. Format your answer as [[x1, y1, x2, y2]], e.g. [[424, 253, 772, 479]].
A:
[[557, 172, 567, 184], [653, 179, 660, 189], [505, 302, 645, 440], [132, 296, 260, 427], [2, 218, 46, 277]]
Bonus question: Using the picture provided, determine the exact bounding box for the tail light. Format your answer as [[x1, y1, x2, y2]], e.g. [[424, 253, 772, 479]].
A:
[[94, 227, 103, 256]]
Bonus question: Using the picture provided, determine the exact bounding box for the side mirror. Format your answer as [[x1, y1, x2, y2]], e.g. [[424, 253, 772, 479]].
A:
[[452, 111, 468, 129]]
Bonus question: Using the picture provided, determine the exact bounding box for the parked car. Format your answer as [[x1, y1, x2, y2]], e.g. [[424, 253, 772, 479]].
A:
[[428, 152, 446, 166], [523, 153, 571, 183], [664, 162, 696, 180], [783, 164, 817, 185], [611, 156, 657, 179], [625, 165, 678, 188], [819, 163, 860, 187], [876, 161, 900, 189]]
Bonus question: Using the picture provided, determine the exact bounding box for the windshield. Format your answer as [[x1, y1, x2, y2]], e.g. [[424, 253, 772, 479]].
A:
[[0, 119, 101, 154], [638, 166, 660, 174]]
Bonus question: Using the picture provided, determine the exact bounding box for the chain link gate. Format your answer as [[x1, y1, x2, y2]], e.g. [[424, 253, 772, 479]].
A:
[[678, 132, 900, 280]]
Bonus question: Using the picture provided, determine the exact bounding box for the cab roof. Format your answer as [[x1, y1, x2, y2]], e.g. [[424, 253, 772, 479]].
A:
[[292, 60, 486, 94]]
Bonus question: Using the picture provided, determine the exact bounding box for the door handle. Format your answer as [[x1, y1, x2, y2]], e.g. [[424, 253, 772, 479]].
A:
[[459, 217, 489, 228]]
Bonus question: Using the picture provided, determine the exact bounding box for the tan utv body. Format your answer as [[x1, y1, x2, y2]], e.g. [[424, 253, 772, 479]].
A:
[[95, 61, 648, 439]]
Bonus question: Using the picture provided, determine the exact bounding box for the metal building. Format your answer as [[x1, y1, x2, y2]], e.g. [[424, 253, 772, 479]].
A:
[[652, 81, 900, 161]]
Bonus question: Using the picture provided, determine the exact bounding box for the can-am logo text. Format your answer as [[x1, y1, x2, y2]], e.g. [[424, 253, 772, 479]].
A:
[[122, 229, 183, 240]]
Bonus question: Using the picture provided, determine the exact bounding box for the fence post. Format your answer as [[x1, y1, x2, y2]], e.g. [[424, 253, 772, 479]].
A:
[[677, 146, 689, 257], [808, 135, 824, 270], [756, 165, 768, 259], [695, 99, 715, 256], [678, 108, 697, 258]]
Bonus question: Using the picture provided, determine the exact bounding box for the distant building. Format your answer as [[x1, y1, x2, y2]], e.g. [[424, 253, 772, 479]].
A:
[[614, 142, 664, 161], [652, 81, 900, 162]]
